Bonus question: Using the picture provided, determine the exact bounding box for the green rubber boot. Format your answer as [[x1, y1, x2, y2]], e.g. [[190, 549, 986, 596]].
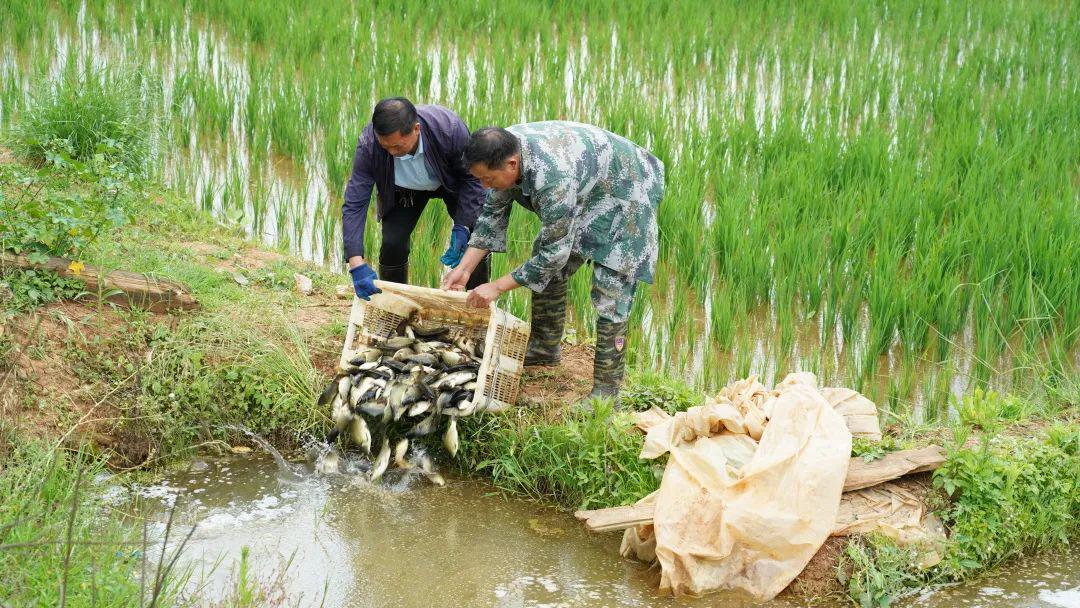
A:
[[523, 275, 568, 367], [588, 318, 629, 402]]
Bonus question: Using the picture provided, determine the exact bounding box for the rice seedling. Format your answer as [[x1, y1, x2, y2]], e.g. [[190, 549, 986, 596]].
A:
[[1, 0, 1075, 415]]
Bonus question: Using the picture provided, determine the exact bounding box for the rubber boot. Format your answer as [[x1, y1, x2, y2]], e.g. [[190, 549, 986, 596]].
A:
[[379, 261, 409, 285], [465, 253, 491, 290], [523, 275, 568, 366], [588, 318, 629, 402]]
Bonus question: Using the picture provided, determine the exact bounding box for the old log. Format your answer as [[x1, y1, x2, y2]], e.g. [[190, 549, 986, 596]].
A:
[[1, 252, 199, 313]]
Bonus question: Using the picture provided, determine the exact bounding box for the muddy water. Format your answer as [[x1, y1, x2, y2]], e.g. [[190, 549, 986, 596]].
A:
[[900, 552, 1080, 608], [131, 454, 802, 607], [127, 454, 1079, 608]]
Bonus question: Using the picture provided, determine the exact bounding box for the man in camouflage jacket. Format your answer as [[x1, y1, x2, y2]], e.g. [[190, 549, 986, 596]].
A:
[[441, 121, 665, 401]]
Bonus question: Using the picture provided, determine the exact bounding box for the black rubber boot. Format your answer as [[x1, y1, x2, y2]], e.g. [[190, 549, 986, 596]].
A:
[[588, 318, 629, 401], [379, 262, 409, 285], [464, 254, 491, 290], [523, 275, 568, 366]]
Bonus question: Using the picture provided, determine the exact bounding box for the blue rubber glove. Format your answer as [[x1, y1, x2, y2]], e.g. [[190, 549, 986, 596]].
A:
[[439, 224, 471, 268], [349, 263, 381, 301]]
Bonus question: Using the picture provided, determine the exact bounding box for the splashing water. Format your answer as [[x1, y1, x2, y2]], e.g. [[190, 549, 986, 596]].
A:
[[222, 424, 305, 482]]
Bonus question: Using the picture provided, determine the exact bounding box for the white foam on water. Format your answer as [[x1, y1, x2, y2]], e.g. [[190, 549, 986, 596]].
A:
[[1040, 588, 1080, 608], [537, 575, 560, 593], [193, 491, 298, 531], [133, 482, 182, 507]]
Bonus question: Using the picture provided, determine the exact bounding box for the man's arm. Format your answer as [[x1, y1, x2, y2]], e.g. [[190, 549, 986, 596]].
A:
[[467, 189, 515, 254], [464, 272, 520, 308], [342, 128, 376, 267], [462, 180, 576, 308], [508, 179, 577, 292]]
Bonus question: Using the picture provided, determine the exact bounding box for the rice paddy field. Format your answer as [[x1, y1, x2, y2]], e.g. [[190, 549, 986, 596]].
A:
[[1, 0, 1077, 418]]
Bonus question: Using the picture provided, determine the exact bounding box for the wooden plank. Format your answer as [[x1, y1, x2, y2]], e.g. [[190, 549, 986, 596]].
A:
[[576, 446, 945, 533], [578, 501, 907, 535], [371, 279, 492, 324], [575, 504, 654, 532], [843, 445, 945, 491], [578, 504, 647, 533], [2, 252, 199, 312]]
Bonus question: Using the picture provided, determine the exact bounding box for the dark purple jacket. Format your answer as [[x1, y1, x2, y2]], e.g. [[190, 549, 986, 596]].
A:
[[342, 105, 486, 260]]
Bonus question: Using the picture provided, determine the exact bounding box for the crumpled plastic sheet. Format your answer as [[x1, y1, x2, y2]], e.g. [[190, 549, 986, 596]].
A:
[[622, 373, 854, 600]]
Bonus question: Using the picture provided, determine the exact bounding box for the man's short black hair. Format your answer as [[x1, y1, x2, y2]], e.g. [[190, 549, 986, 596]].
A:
[[463, 127, 520, 169], [372, 97, 418, 136]]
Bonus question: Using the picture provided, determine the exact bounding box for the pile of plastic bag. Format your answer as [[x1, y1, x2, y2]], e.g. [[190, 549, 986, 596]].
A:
[[621, 372, 876, 600]]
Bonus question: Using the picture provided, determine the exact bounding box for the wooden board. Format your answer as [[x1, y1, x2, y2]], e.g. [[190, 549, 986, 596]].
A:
[[575, 504, 656, 533], [2, 252, 199, 312], [575, 445, 945, 532], [843, 445, 945, 491]]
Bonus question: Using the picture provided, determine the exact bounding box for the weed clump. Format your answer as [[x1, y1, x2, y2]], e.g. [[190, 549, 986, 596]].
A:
[[10, 65, 157, 175], [1, 143, 137, 264], [842, 421, 1080, 607], [0, 432, 180, 605], [0, 268, 84, 313], [457, 401, 660, 510], [620, 371, 701, 413]]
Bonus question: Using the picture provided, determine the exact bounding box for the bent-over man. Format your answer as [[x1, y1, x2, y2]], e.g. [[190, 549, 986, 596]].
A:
[[441, 121, 664, 401], [343, 97, 490, 299]]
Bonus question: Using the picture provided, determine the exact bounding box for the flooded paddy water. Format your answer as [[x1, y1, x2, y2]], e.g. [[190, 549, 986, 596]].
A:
[[121, 454, 1080, 608]]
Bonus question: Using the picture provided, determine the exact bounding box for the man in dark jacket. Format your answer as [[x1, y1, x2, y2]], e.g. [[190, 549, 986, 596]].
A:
[[342, 98, 489, 299]]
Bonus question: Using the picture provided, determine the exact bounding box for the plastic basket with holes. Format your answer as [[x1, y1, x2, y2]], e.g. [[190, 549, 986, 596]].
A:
[[339, 280, 530, 411]]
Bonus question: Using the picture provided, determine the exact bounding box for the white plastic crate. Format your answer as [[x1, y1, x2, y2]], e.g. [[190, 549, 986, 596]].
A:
[[339, 280, 530, 411]]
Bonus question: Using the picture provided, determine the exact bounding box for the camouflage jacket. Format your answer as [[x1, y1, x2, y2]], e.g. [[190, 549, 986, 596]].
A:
[[469, 121, 665, 292]]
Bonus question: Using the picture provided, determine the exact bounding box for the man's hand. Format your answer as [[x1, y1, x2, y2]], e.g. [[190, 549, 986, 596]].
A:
[[441, 246, 491, 291], [439, 224, 470, 268], [441, 265, 471, 291], [466, 282, 503, 308], [349, 263, 381, 300]]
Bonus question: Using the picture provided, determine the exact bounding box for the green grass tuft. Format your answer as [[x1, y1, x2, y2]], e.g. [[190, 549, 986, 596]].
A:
[[0, 430, 185, 606], [457, 401, 660, 511], [842, 420, 1080, 607], [10, 64, 158, 175]]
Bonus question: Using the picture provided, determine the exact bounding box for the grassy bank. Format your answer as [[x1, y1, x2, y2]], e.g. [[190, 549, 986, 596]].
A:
[[842, 421, 1080, 606], [457, 373, 701, 510], [0, 149, 343, 462]]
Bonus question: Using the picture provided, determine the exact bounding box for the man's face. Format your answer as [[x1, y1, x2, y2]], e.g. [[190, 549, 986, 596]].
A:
[[469, 156, 520, 190], [376, 123, 421, 157]]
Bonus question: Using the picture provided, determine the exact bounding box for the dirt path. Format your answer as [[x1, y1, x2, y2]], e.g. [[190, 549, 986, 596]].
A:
[[518, 343, 595, 408]]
